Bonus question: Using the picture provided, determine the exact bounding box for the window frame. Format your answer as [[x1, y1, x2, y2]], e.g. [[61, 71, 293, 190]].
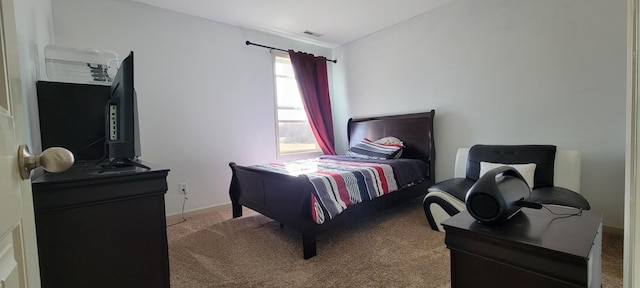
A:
[[272, 51, 322, 160]]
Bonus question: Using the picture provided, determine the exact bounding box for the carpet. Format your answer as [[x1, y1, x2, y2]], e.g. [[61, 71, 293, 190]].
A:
[[168, 198, 623, 287]]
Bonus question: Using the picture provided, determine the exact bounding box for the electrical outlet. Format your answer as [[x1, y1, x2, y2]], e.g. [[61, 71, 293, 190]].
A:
[[179, 182, 188, 194]]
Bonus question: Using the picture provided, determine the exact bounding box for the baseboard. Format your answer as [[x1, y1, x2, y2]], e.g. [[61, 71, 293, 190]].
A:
[[603, 225, 624, 236], [166, 205, 627, 237], [166, 202, 232, 223]]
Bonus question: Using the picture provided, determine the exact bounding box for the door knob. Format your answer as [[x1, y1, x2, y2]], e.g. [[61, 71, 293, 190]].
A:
[[18, 145, 74, 179]]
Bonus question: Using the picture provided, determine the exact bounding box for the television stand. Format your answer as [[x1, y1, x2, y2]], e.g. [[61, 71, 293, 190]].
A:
[[98, 158, 150, 173], [31, 162, 170, 287]]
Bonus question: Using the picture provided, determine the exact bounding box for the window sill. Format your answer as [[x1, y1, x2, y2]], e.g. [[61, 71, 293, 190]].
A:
[[277, 151, 323, 162]]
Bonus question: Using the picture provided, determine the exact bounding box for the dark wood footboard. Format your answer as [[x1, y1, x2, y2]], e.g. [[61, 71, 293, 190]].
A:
[[229, 162, 320, 258], [229, 160, 432, 259]]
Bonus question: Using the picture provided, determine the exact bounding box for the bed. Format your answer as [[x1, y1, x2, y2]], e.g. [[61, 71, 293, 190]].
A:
[[228, 110, 436, 259]]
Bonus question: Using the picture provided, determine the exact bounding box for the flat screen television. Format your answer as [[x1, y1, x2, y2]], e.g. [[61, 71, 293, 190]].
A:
[[102, 51, 148, 171]]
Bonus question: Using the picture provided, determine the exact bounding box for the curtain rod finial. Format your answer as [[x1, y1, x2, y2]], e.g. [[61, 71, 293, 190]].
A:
[[245, 40, 251, 45]]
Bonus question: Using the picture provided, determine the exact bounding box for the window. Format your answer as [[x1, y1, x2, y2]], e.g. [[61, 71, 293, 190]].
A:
[[274, 53, 320, 156]]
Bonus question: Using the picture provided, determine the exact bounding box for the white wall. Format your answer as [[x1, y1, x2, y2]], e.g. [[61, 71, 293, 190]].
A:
[[333, 0, 627, 227], [50, 0, 331, 215], [14, 0, 53, 151], [50, 0, 627, 228]]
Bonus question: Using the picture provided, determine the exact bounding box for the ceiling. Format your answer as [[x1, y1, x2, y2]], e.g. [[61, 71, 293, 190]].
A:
[[130, 0, 455, 48]]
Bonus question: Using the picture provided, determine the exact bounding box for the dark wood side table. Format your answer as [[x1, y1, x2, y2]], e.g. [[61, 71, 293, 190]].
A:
[[31, 161, 170, 288], [442, 207, 602, 288]]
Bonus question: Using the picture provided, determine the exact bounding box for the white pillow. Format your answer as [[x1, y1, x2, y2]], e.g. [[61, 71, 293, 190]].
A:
[[373, 136, 403, 146], [479, 162, 536, 189], [373, 137, 404, 158]]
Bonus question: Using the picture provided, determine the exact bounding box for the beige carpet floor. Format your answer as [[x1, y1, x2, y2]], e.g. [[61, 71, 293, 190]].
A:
[[167, 198, 623, 287]]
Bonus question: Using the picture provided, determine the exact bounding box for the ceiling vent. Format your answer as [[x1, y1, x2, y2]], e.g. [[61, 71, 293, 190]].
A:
[[303, 30, 323, 37]]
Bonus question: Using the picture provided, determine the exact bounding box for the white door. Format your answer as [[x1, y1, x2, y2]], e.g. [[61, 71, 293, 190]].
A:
[[0, 0, 39, 286]]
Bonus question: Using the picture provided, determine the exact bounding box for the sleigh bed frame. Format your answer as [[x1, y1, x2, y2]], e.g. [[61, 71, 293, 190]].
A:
[[228, 110, 436, 259]]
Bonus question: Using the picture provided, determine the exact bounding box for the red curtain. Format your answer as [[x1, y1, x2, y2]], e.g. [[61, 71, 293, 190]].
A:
[[288, 50, 336, 155]]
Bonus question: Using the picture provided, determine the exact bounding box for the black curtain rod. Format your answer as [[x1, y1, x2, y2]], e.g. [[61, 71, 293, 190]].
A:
[[245, 41, 337, 63]]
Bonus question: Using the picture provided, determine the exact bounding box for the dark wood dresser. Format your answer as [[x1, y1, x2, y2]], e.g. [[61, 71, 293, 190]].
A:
[[442, 207, 602, 288], [31, 161, 170, 288]]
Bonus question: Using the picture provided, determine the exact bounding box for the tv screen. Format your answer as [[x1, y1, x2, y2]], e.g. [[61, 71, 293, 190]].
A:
[[105, 51, 141, 161]]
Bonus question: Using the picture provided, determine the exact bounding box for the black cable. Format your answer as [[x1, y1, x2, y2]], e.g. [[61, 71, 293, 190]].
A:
[[540, 203, 582, 218], [73, 136, 105, 154], [180, 194, 188, 221], [166, 194, 188, 227]]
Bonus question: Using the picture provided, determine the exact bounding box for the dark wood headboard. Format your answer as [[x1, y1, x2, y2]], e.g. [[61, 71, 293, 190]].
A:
[[347, 110, 436, 178]]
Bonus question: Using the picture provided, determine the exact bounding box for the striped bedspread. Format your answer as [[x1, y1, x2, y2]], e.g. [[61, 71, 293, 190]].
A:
[[252, 156, 428, 224]]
